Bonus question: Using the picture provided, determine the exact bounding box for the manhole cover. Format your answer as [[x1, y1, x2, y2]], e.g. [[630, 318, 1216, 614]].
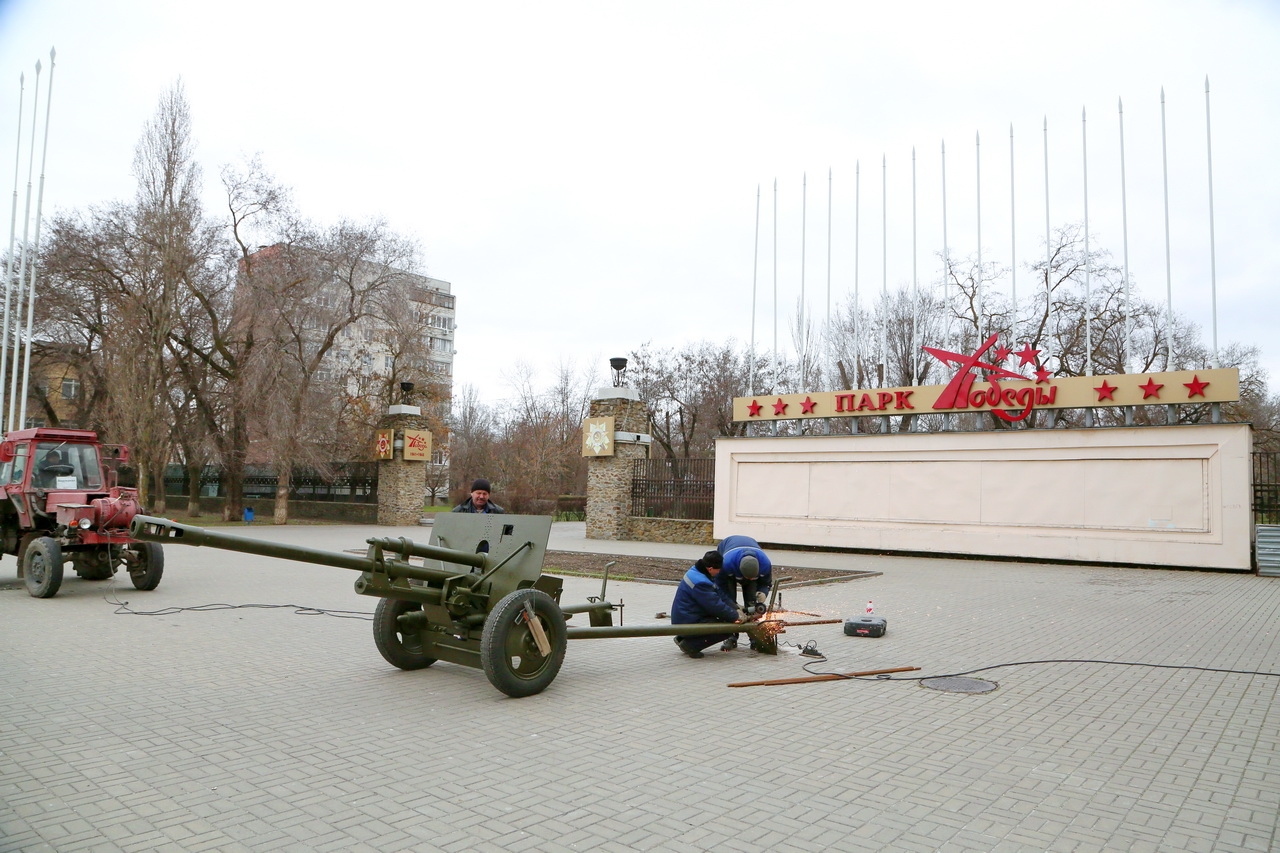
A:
[[921, 676, 998, 694]]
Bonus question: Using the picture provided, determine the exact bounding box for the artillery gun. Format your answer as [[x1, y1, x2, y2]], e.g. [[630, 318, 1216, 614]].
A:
[[2, 428, 162, 598], [130, 512, 786, 698]]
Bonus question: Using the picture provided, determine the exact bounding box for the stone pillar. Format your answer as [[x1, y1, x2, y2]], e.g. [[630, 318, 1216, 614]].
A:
[[585, 386, 649, 540], [377, 406, 429, 526]]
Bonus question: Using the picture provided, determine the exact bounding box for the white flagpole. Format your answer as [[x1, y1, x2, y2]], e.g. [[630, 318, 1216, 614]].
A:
[[1160, 88, 1173, 367], [1205, 76, 1218, 368], [880, 154, 887, 387], [1, 73, 26, 430], [1119, 98, 1132, 373], [749, 184, 759, 395], [826, 167, 832, 327], [911, 146, 918, 385], [975, 132, 983, 342], [8, 60, 40, 432], [1043, 117, 1052, 370], [854, 160, 860, 385], [941, 139, 949, 339], [1082, 107, 1093, 377], [1010, 124, 1017, 348], [772, 179, 778, 385], [800, 172, 807, 323], [19, 48, 56, 431]]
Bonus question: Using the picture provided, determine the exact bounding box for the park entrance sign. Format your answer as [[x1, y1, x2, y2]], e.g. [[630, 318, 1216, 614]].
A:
[[734, 335, 1239, 423]]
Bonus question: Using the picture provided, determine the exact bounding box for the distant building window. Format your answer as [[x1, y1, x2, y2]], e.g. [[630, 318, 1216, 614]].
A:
[[383, 356, 393, 372], [62, 378, 80, 400]]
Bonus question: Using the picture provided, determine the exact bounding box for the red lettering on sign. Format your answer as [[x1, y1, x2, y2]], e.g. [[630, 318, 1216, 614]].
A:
[[835, 394, 853, 413], [857, 393, 877, 411], [877, 392, 894, 410], [894, 390, 914, 409], [1035, 386, 1057, 405]]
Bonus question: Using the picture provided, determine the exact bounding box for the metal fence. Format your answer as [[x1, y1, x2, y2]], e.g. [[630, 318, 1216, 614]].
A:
[[1255, 451, 1280, 525], [164, 463, 379, 504], [630, 457, 714, 520]]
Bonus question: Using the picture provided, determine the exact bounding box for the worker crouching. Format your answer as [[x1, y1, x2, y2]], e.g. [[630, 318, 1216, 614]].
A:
[[670, 550, 748, 658]]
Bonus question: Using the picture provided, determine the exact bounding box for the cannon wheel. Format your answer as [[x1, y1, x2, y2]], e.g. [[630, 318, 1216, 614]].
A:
[[23, 537, 63, 598], [373, 598, 437, 670], [481, 589, 567, 698], [127, 542, 164, 591]]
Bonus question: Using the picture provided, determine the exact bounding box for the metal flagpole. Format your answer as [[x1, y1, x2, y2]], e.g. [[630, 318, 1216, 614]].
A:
[[1160, 89, 1173, 368], [911, 147, 918, 385], [1, 73, 26, 430], [826, 167, 832, 327], [8, 59, 41, 432], [880, 155, 887, 388], [750, 185, 759, 396], [1043, 117, 1052, 371], [975, 132, 983, 341], [941, 139, 952, 430], [1119, 99, 1133, 375], [854, 161, 860, 386], [1082, 107, 1093, 377], [1205, 76, 1218, 368], [19, 48, 56, 431], [800, 172, 807, 321], [1010, 125, 1017, 348], [772, 179, 778, 385]]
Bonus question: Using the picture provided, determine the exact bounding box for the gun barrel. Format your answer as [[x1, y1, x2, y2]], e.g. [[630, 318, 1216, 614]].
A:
[[131, 515, 375, 573], [365, 536, 487, 571]]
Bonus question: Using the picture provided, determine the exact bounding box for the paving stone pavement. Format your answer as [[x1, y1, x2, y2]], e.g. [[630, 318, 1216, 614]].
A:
[[2, 521, 1278, 852]]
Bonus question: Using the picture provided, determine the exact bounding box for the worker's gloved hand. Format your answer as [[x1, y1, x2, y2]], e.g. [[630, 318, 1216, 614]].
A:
[[756, 591, 768, 604], [737, 608, 751, 622]]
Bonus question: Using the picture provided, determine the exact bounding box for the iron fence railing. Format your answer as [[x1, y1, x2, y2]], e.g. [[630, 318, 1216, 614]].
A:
[[1255, 451, 1279, 525], [630, 457, 715, 520], [164, 463, 379, 504]]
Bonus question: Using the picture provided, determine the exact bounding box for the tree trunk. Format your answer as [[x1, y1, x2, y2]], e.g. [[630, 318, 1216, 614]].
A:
[[185, 461, 202, 517], [273, 458, 291, 525], [220, 414, 248, 522]]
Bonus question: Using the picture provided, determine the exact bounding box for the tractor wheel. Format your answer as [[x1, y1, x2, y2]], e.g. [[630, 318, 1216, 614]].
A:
[[72, 550, 114, 581], [23, 537, 63, 598], [127, 542, 164, 591], [481, 589, 567, 698], [373, 598, 437, 670]]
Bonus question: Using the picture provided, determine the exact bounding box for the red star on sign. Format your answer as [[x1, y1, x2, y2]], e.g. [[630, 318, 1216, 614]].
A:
[[800, 396, 817, 414], [1094, 380, 1117, 401], [1138, 378, 1164, 399], [772, 398, 788, 415], [1015, 343, 1041, 366], [1184, 375, 1210, 398], [994, 345, 1012, 363], [747, 399, 762, 416], [1034, 367, 1052, 384]]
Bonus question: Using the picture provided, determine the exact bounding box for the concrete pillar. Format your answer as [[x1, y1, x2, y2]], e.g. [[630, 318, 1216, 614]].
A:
[[585, 386, 649, 540], [377, 406, 429, 526]]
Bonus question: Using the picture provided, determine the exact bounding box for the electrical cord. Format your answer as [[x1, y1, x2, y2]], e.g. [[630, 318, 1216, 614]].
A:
[[800, 657, 1280, 681], [104, 581, 374, 621]]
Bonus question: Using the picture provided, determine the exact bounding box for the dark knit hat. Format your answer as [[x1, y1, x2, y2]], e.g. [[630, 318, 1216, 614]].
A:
[[471, 478, 492, 493]]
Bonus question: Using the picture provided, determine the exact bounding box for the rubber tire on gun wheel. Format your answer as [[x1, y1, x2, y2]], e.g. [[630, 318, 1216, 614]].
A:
[[24, 537, 63, 598], [373, 598, 437, 670], [127, 542, 164, 591], [481, 589, 567, 698]]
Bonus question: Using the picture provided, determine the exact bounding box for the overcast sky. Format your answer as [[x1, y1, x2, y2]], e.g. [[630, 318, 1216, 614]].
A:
[[1, 0, 1277, 403]]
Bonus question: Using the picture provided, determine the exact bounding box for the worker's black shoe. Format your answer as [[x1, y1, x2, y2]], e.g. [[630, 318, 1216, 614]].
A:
[[674, 637, 704, 659], [720, 636, 738, 652]]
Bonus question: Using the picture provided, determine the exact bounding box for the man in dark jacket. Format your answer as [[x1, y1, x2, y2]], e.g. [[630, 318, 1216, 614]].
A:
[[452, 478, 505, 514], [715, 535, 774, 651], [670, 550, 746, 658]]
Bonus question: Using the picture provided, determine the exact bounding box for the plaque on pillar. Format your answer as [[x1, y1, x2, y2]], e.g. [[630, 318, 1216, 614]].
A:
[[404, 429, 431, 461], [375, 429, 394, 460], [582, 416, 615, 456]]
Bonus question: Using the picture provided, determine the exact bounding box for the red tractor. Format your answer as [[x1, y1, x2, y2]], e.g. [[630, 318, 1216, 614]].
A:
[[1, 427, 163, 598]]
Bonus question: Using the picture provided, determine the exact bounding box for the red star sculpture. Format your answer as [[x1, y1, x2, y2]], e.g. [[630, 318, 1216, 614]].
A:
[[1094, 380, 1117, 402], [800, 396, 817, 414], [747, 399, 762, 417], [1184, 375, 1210, 398], [1138, 378, 1164, 399], [772, 398, 788, 416], [1034, 367, 1053, 384], [993, 345, 1012, 363], [1015, 343, 1041, 366]]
